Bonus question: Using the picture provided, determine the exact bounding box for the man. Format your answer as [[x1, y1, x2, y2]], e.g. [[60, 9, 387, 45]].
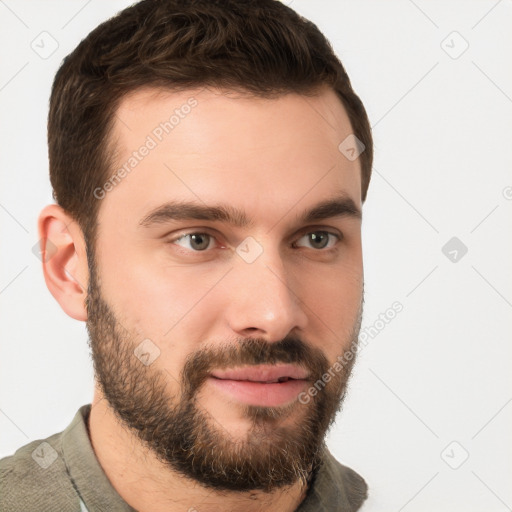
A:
[[0, 0, 373, 510]]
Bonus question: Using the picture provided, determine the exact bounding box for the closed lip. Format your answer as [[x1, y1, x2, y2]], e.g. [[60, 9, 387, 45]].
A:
[[210, 364, 310, 383]]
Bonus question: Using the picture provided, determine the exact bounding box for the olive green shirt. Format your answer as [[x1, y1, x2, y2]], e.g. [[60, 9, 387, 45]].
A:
[[0, 404, 367, 511]]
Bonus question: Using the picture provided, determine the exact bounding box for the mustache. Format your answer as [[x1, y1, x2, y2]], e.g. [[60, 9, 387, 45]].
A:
[[181, 337, 329, 397]]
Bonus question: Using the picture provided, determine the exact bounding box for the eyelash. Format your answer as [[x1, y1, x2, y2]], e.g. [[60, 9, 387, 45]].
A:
[[169, 229, 342, 253]]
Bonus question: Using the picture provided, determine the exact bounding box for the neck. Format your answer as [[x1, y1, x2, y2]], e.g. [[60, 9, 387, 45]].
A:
[[88, 392, 310, 512]]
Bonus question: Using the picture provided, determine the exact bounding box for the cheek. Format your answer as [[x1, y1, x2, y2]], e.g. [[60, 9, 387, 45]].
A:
[[97, 234, 180, 324], [298, 257, 363, 353], [100, 258, 175, 332], [305, 271, 362, 322], [97, 240, 226, 355], [95, 256, 199, 383]]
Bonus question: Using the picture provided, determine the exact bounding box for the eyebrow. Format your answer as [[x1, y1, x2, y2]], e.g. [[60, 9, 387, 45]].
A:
[[139, 194, 361, 229]]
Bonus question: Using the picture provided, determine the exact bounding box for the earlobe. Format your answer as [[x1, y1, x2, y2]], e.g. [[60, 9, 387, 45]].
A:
[[38, 204, 89, 322]]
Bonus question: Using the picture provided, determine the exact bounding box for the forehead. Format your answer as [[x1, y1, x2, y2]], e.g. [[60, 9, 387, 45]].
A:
[[99, 86, 362, 229]]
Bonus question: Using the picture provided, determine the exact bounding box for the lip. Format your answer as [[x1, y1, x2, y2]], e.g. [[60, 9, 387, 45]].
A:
[[210, 364, 310, 383], [208, 364, 310, 407]]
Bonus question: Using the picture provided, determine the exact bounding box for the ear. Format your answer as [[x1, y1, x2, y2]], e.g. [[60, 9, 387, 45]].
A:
[[37, 204, 89, 321]]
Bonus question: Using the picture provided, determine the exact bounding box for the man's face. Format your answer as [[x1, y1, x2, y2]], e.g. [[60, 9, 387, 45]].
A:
[[86, 86, 364, 492]]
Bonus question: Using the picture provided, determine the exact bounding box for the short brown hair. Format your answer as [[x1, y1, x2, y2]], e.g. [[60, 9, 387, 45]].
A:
[[48, 0, 373, 244]]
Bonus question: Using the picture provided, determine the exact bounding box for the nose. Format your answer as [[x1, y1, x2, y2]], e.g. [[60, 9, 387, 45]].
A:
[[224, 246, 308, 341]]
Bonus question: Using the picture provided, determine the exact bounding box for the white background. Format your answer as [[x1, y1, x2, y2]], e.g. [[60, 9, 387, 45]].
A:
[[1, 1, 511, 510]]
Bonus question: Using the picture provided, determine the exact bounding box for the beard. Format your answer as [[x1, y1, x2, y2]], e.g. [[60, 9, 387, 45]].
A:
[[85, 257, 362, 493]]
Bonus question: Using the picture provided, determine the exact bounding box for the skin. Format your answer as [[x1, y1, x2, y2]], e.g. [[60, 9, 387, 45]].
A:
[[39, 85, 364, 512]]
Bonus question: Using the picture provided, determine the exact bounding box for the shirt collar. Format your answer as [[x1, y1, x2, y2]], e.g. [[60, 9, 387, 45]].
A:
[[61, 404, 136, 511], [61, 404, 367, 511]]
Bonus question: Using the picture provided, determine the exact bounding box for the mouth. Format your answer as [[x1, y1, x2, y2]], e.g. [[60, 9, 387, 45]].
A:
[[208, 364, 310, 407], [210, 364, 310, 382]]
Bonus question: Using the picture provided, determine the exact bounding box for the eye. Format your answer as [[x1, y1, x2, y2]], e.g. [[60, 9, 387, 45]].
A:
[[294, 231, 339, 250], [173, 232, 216, 251]]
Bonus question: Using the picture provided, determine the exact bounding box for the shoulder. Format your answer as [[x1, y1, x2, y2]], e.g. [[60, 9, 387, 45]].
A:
[[0, 431, 80, 512]]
